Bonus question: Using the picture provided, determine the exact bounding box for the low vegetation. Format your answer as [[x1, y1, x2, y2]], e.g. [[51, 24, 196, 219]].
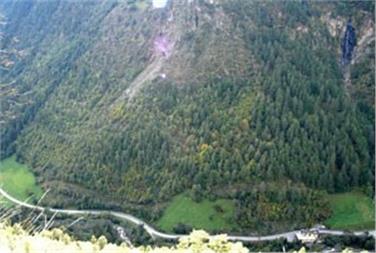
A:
[[0, 221, 369, 253], [325, 191, 375, 230], [157, 194, 235, 233], [0, 223, 249, 253], [0, 156, 42, 206]]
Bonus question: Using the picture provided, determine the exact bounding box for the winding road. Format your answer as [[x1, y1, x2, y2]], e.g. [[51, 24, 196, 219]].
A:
[[0, 188, 374, 242]]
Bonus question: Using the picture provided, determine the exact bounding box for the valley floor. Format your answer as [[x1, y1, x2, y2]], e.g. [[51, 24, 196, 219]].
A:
[[0, 156, 42, 207], [0, 157, 374, 233], [157, 194, 235, 232], [325, 192, 375, 230]]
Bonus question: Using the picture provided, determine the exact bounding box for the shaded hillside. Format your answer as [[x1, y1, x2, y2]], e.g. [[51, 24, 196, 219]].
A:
[[0, 0, 374, 233]]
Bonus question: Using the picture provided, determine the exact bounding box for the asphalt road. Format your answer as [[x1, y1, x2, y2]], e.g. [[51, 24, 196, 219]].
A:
[[0, 188, 374, 242]]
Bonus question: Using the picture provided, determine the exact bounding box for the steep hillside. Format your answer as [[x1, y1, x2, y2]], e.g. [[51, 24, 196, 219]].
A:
[[0, 0, 374, 234]]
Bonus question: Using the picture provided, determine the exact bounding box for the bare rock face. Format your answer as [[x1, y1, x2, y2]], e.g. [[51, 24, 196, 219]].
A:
[[322, 13, 345, 38], [352, 18, 375, 65]]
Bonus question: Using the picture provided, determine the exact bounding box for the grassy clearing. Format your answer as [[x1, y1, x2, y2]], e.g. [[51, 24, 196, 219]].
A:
[[325, 191, 375, 230], [157, 194, 235, 232], [0, 156, 43, 206]]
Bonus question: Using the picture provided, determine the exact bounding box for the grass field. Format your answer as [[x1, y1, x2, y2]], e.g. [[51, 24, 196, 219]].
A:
[[157, 194, 236, 232], [0, 156, 43, 206], [325, 191, 375, 230]]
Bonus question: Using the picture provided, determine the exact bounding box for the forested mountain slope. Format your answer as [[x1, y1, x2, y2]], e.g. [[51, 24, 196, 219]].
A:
[[0, 0, 374, 233]]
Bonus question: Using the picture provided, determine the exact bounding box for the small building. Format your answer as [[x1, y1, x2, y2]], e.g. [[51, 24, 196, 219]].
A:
[[312, 224, 326, 230], [296, 230, 318, 244]]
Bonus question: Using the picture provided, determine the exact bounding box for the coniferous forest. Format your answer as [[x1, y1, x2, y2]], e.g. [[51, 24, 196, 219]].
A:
[[0, 0, 374, 237]]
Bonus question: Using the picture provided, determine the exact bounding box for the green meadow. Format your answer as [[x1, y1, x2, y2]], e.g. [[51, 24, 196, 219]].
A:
[[157, 194, 235, 232], [0, 156, 43, 206], [325, 191, 375, 230]]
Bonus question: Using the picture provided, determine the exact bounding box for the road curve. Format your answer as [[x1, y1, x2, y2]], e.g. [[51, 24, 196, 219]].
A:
[[0, 188, 374, 242]]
